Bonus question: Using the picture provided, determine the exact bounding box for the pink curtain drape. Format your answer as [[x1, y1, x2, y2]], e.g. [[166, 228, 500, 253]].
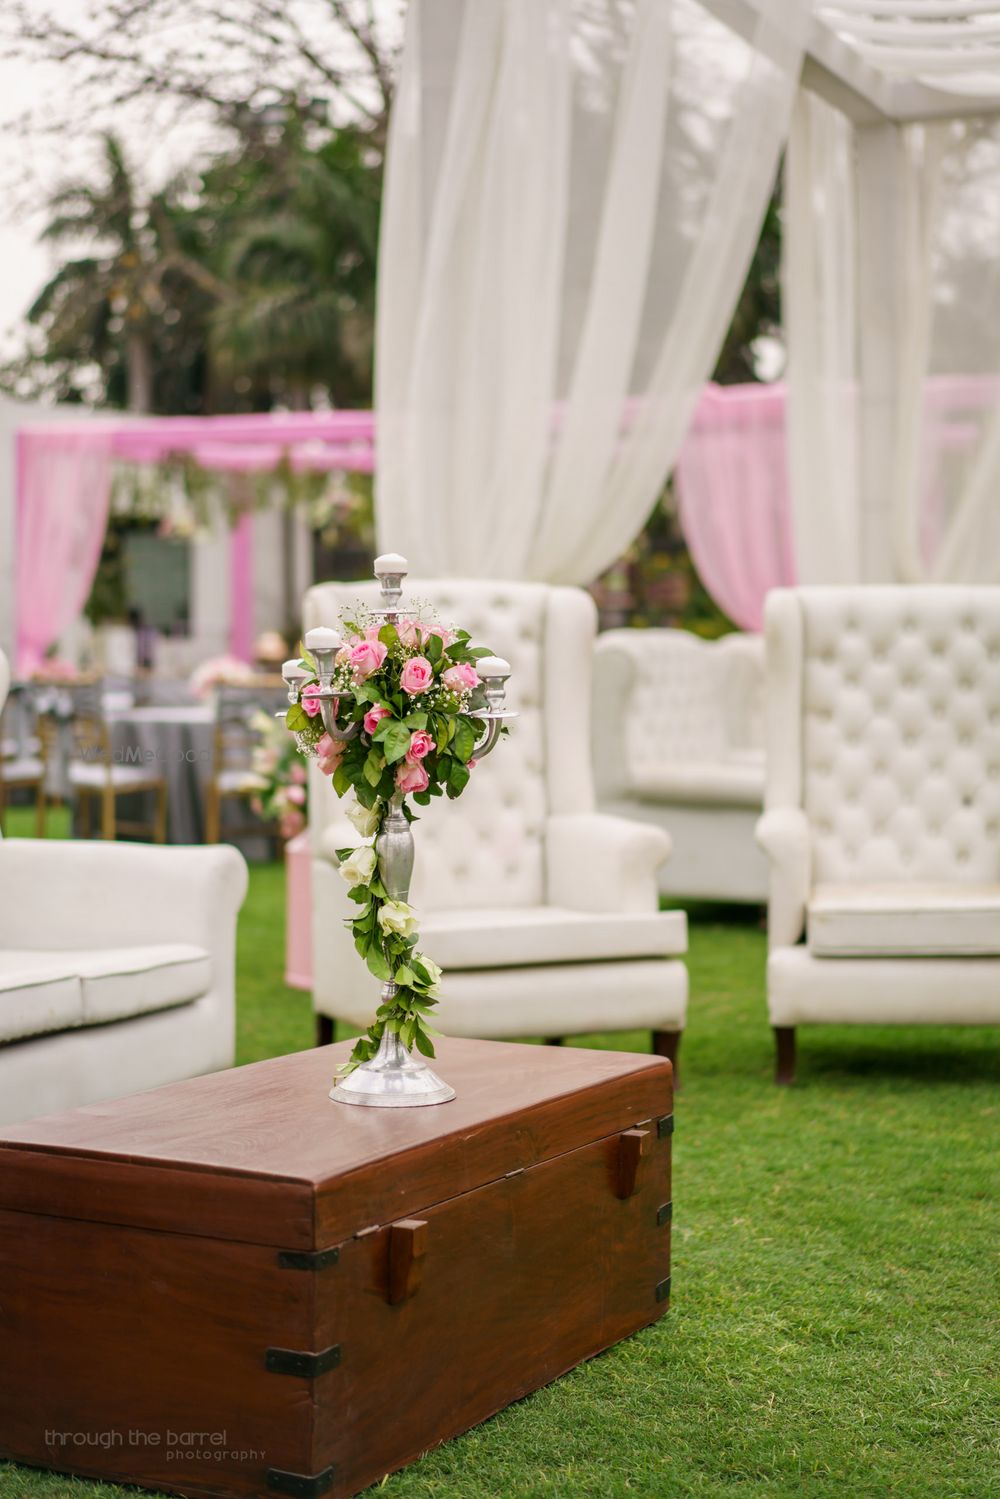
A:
[[15, 430, 114, 674], [14, 411, 377, 675], [673, 383, 797, 632]]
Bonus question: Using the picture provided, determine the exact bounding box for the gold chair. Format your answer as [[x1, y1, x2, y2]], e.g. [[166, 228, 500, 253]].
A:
[[205, 679, 285, 850], [67, 685, 167, 843], [0, 686, 47, 836]]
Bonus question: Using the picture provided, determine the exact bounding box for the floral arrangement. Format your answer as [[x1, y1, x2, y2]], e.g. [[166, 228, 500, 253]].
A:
[[285, 607, 501, 1072], [189, 654, 257, 700], [248, 710, 309, 840]]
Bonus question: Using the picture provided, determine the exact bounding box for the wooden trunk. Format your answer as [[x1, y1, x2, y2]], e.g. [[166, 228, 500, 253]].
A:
[[0, 1038, 673, 1499]]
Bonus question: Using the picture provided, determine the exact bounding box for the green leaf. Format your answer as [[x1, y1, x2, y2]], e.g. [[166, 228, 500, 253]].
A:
[[378, 623, 398, 647], [413, 790, 432, 806], [347, 885, 370, 905], [426, 632, 443, 665], [382, 720, 413, 765], [354, 778, 378, 809], [401, 1016, 416, 1049], [363, 748, 383, 786], [285, 704, 309, 732], [332, 763, 353, 798], [404, 711, 428, 731], [453, 717, 477, 763], [394, 965, 415, 986], [366, 946, 392, 981], [447, 759, 471, 799], [336, 847, 355, 862], [413, 1027, 436, 1058]]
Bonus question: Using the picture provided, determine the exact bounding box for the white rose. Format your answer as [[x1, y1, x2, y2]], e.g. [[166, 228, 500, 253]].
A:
[[414, 952, 442, 987], [338, 844, 378, 888], [377, 900, 418, 939], [345, 796, 381, 839]]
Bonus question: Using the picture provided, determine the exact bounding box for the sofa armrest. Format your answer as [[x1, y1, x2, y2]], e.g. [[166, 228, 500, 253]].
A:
[[0, 839, 247, 954], [547, 812, 670, 915], [316, 814, 362, 867], [755, 807, 811, 948], [591, 638, 639, 800]]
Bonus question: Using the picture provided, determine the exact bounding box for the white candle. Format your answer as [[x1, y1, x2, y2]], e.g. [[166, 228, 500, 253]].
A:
[[374, 552, 408, 576], [476, 655, 511, 681], [304, 626, 342, 654], [281, 658, 310, 682]]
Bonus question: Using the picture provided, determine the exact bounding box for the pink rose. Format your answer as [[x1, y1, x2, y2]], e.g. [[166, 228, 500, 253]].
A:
[[422, 623, 455, 647], [396, 761, 430, 794], [301, 684, 325, 718], [406, 730, 434, 763], [398, 618, 422, 648], [349, 639, 388, 680], [467, 757, 478, 770], [316, 733, 344, 776], [335, 644, 352, 665], [364, 623, 385, 642], [286, 784, 306, 806], [363, 704, 392, 735], [441, 661, 478, 693], [400, 656, 434, 695]]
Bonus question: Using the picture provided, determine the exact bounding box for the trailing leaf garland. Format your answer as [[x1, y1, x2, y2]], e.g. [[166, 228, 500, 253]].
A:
[[285, 608, 505, 1072]]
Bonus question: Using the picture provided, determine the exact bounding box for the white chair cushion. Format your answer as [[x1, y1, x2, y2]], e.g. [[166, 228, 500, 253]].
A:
[[2, 757, 44, 782], [69, 763, 161, 789], [808, 883, 1000, 957], [420, 907, 686, 970], [0, 955, 82, 1043], [216, 769, 269, 794], [0, 944, 210, 1041], [632, 759, 764, 808]]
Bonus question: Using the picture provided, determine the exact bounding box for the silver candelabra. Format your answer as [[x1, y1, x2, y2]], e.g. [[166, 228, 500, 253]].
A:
[[283, 553, 514, 1107]]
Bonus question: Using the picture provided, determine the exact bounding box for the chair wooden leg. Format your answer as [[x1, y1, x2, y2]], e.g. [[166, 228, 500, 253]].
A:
[[153, 782, 168, 844], [205, 786, 220, 844], [774, 1026, 796, 1086], [101, 785, 116, 841], [34, 781, 47, 837], [79, 789, 90, 839], [316, 1014, 335, 1048], [543, 1036, 565, 1046], [652, 1029, 682, 1089], [0, 781, 6, 837]]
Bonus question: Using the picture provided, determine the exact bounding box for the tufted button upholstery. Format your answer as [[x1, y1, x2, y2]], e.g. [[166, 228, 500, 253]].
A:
[[800, 590, 1000, 885], [305, 579, 559, 911]]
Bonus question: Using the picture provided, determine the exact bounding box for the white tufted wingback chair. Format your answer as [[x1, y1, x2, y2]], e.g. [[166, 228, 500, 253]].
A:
[[759, 586, 1000, 1083], [305, 580, 688, 1056], [593, 629, 768, 902]]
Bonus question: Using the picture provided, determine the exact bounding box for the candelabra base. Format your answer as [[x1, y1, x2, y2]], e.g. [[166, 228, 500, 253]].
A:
[[329, 1029, 456, 1108]]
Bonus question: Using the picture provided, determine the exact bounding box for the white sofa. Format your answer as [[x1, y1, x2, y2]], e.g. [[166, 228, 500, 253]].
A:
[[758, 586, 1000, 1083], [593, 628, 769, 902], [0, 651, 248, 1125], [305, 579, 688, 1058]]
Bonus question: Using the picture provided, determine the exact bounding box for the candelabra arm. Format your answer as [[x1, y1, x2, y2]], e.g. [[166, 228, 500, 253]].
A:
[[472, 717, 504, 759]]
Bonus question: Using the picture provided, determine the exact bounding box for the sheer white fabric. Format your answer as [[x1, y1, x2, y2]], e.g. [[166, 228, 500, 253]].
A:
[[785, 89, 1000, 586], [376, 0, 806, 582]]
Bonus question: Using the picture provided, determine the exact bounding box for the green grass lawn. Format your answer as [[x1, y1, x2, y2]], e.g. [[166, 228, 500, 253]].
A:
[[1, 815, 999, 1496]]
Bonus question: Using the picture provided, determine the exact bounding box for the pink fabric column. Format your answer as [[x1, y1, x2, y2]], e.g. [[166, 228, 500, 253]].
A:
[[228, 509, 255, 662], [15, 430, 114, 674], [673, 383, 797, 631], [284, 829, 313, 991]]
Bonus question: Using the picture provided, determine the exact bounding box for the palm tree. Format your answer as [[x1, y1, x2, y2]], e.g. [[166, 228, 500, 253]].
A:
[[28, 135, 228, 411], [206, 121, 381, 407]]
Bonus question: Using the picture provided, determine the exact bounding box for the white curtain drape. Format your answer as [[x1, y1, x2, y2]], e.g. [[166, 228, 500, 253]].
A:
[[376, 0, 807, 582], [786, 89, 1000, 585]]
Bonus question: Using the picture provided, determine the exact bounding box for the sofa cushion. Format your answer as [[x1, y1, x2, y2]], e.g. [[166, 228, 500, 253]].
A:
[[0, 955, 82, 1043], [420, 907, 687, 971], [808, 883, 1000, 958], [0, 944, 211, 1042], [632, 757, 764, 808]]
